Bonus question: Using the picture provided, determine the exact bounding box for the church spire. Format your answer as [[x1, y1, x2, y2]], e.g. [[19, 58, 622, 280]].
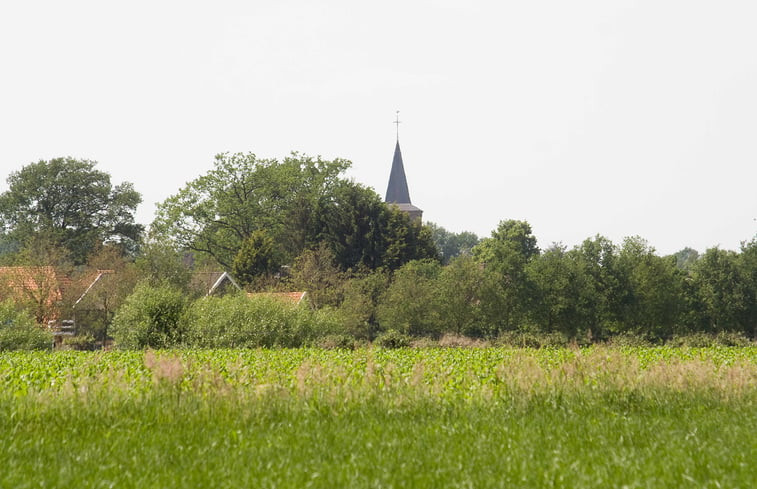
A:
[[384, 111, 423, 221], [385, 140, 412, 204]]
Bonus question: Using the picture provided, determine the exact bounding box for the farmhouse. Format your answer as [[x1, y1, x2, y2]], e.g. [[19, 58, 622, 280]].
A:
[[0, 266, 70, 324]]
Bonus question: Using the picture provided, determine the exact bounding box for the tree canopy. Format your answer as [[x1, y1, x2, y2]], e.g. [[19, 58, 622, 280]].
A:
[[152, 152, 438, 274], [0, 158, 142, 264]]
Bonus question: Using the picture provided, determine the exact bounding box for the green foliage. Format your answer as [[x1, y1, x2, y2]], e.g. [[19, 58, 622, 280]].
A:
[[287, 244, 345, 308], [0, 300, 52, 350], [232, 229, 281, 288], [315, 334, 358, 350], [525, 244, 591, 339], [690, 247, 750, 334], [377, 260, 442, 337], [338, 270, 389, 340], [494, 331, 571, 348], [0, 157, 142, 264], [615, 237, 686, 339], [2, 348, 757, 488], [426, 222, 479, 265], [152, 152, 351, 268], [110, 282, 189, 349], [373, 329, 411, 348], [61, 334, 98, 351], [153, 153, 438, 274], [321, 183, 438, 270], [134, 238, 193, 290], [671, 247, 700, 270], [606, 332, 656, 348], [473, 220, 539, 334], [666, 331, 754, 347], [435, 255, 485, 336], [184, 294, 342, 348]]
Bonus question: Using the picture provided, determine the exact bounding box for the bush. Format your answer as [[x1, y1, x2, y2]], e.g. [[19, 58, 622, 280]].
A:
[[62, 334, 98, 351], [315, 334, 357, 350], [110, 282, 189, 349], [374, 329, 411, 349], [376, 260, 442, 337], [606, 332, 655, 348], [495, 331, 570, 349], [184, 294, 343, 348], [438, 334, 489, 348], [0, 300, 52, 350], [667, 331, 754, 347]]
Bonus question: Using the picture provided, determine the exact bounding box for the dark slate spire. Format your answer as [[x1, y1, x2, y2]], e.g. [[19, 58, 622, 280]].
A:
[[385, 140, 412, 204]]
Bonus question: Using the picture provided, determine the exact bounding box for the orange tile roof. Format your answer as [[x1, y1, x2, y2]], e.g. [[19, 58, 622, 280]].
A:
[[0, 266, 72, 323]]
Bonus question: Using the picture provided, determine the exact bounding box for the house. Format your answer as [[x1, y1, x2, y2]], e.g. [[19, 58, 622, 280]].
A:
[[0, 266, 71, 324], [190, 271, 242, 296]]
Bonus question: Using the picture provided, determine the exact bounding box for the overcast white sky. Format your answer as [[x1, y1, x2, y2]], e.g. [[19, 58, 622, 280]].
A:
[[1, 0, 755, 255]]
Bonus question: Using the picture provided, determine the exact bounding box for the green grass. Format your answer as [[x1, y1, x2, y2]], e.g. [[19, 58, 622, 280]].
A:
[[1, 347, 756, 488]]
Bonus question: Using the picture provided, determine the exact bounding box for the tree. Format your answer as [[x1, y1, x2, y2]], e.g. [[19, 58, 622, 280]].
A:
[[152, 152, 349, 269], [671, 247, 700, 271], [153, 152, 438, 273], [110, 281, 189, 349], [565, 235, 624, 339], [738, 239, 757, 338], [435, 255, 485, 336], [232, 229, 282, 288], [691, 247, 749, 334], [473, 220, 540, 334], [526, 244, 593, 340], [339, 269, 389, 340], [287, 244, 345, 309], [377, 259, 442, 337], [73, 244, 140, 344], [615, 237, 685, 340], [426, 222, 479, 265], [0, 157, 143, 264], [134, 236, 193, 291]]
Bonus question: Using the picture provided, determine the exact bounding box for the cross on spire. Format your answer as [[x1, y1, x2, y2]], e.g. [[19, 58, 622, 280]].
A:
[[394, 110, 401, 141]]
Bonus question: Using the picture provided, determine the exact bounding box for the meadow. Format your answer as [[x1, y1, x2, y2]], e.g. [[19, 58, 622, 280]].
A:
[[1, 346, 756, 488]]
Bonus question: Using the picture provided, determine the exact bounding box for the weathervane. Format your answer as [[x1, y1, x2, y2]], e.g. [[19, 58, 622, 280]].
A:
[[394, 110, 401, 141]]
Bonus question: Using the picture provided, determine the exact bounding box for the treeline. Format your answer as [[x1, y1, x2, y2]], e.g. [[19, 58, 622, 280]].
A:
[[369, 224, 757, 344], [0, 155, 755, 349]]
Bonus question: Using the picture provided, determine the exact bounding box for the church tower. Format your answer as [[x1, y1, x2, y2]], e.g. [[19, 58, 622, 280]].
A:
[[385, 112, 423, 221]]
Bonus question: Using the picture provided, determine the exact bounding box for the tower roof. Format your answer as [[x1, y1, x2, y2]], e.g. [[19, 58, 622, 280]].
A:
[[385, 141, 412, 204]]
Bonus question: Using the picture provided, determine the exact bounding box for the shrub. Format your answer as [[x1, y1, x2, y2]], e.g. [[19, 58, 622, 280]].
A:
[[184, 294, 343, 348], [495, 331, 570, 348], [0, 300, 52, 350], [605, 332, 655, 348], [438, 334, 489, 348], [377, 260, 442, 337], [315, 334, 357, 350], [667, 331, 754, 347], [110, 282, 189, 349], [62, 334, 98, 351], [374, 329, 411, 349]]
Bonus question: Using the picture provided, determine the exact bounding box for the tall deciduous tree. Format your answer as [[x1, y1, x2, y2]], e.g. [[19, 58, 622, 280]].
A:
[[153, 152, 438, 272], [0, 158, 143, 264], [426, 222, 479, 265], [473, 220, 540, 333], [153, 152, 349, 269]]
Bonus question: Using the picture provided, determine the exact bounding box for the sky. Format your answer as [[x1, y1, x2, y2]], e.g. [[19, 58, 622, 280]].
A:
[[1, 0, 756, 256]]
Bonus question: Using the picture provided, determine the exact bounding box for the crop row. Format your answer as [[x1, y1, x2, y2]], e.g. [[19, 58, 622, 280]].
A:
[[1, 346, 756, 402]]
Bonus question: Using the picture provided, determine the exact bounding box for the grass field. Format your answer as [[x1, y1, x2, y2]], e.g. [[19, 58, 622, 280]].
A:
[[2, 347, 756, 488]]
